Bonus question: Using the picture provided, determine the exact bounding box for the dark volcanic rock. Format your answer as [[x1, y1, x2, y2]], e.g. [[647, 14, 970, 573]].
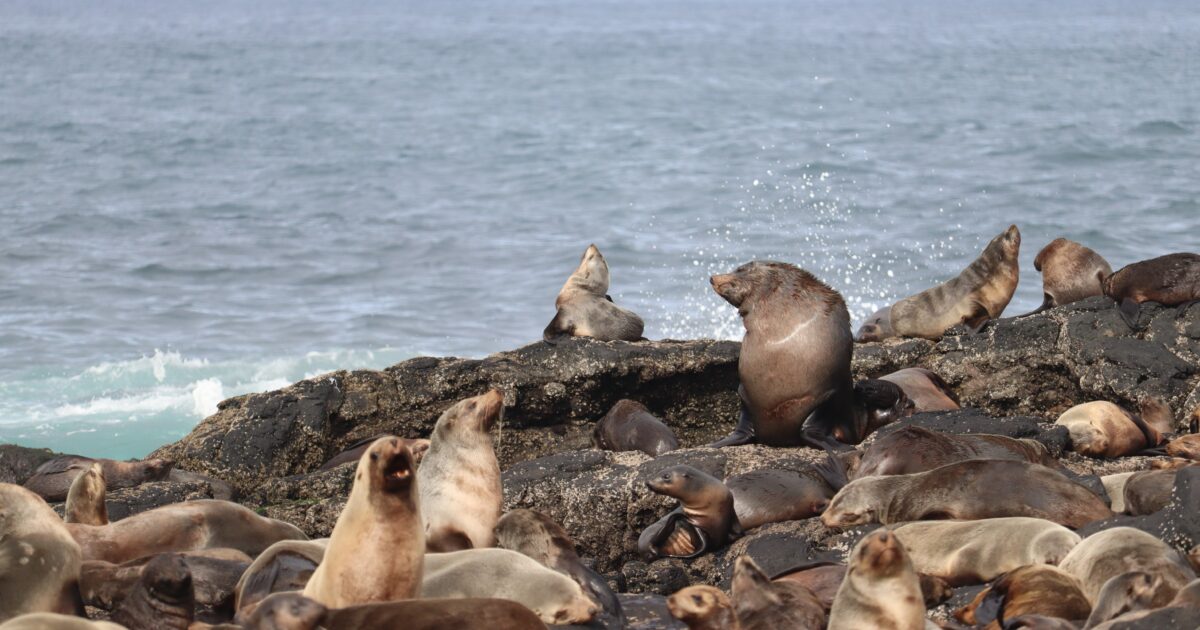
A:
[[0, 444, 58, 484], [1079, 465, 1200, 554], [106, 480, 215, 521]]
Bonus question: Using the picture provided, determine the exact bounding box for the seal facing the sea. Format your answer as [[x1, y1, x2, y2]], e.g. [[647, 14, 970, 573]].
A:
[[1028, 237, 1112, 313], [302, 437, 424, 608], [64, 462, 108, 526], [638, 465, 741, 559], [24, 456, 173, 502], [1104, 252, 1200, 327], [543, 244, 644, 343], [708, 261, 858, 449]]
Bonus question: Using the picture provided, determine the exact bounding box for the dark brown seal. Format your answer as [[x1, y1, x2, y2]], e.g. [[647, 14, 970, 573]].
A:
[[708, 261, 860, 449], [111, 553, 194, 630], [317, 436, 429, 472], [1028, 237, 1112, 314], [325, 598, 549, 630], [878, 367, 960, 412], [731, 555, 825, 630], [666, 585, 738, 630], [885, 224, 1022, 340], [81, 549, 249, 612], [1167, 434, 1200, 460], [954, 564, 1091, 630], [638, 465, 741, 559], [23, 456, 173, 502], [544, 244, 644, 343], [0, 483, 85, 622], [828, 529, 927, 629], [494, 509, 621, 622], [1104, 252, 1200, 328], [593, 399, 680, 457], [724, 468, 833, 529], [853, 425, 1058, 478], [822, 458, 1113, 529]]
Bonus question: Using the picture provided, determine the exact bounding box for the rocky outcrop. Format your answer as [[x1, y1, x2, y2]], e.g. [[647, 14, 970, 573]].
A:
[[0, 444, 58, 484]]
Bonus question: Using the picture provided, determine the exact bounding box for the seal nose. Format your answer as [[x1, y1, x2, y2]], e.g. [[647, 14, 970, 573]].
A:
[[877, 531, 890, 543]]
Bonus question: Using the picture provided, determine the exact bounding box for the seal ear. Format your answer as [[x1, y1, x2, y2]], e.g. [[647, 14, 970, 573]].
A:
[[543, 311, 575, 344], [813, 446, 849, 492], [605, 294, 614, 303]]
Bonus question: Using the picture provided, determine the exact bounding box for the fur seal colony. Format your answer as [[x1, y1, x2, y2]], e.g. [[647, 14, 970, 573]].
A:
[[7, 234, 1200, 629]]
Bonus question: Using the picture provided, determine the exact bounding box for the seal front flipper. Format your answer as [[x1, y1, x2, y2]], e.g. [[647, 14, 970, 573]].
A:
[[708, 401, 757, 448], [637, 510, 686, 560], [1020, 294, 1055, 317], [812, 446, 850, 492], [963, 302, 992, 334], [543, 311, 575, 344], [1117, 297, 1143, 329]]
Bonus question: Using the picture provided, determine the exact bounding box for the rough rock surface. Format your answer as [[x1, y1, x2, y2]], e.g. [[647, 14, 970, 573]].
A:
[[0, 444, 58, 484]]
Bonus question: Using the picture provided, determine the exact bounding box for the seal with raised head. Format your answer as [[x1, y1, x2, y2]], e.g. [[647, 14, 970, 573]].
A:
[[725, 468, 834, 529], [1055, 400, 1170, 458], [303, 437, 423, 608], [954, 564, 1091, 629], [667, 585, 738, 630], [64, 462, 108, 526], [593, 399, 679, 457], [889, 517, 1081, 586], [543, 244, 644, 343], [421, 548, 597, 625], [732, 555, 825, 630], [828, 529, 927, 630], [317, 436, 430, 472], [235, 540, 327, 616], [708, 261, 859, 449], [494, 509, 621, 622], [419, 389, 504, 552], [1027, 238, 1112, 314], [1059, 527, 1196, 607], [66, 499, 305, 565], [24, 456, 173, 502], [1103, 252, 1200, 328], [111, 553, 195, 630], [638, 465, 742, 560], [821, 458, 1113, 529], [0, 483, 85, 622], [880, 224, 1022, 340], [877, 368, 959, 412], [82, 548, 250, 612]]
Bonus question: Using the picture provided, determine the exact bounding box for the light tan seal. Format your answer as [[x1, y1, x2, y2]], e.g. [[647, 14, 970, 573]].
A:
[[1059, 527, 1196, 607], [0, 483, 85, 622], [1083, 571, 1159, 628], [421, 548, 598, 625], [419, 389, 504, 552], [877, 368, 960, 412], [0, 615, 124, 630], [1102, 472, 1137, 513], [854, 306, 894, 343], [638, 465, 742, 559], [954, 564, 1091, 630], [1103, 252, 1200, 328], [667, 585, 739, 630], [828, 529, 927, 630], [708, 261, 861, 449], [543, 244, 644, 343], [494, 509, 621, 620], [23, 456, 173, 502], [64, 462, 108, 526], [1028, 238, 1112, 313], [889, 517, 1081, 586], [732, 555, 825, 630], [66, 499, 305, 565], [1055, 399, 1170, 458], [873, 225, 1022, 340], [821, 459, 1112, 529], [303, 437, 423, 608]]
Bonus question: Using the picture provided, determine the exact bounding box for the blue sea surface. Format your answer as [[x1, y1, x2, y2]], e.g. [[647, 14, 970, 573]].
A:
[[1, 0, 1198, 458]]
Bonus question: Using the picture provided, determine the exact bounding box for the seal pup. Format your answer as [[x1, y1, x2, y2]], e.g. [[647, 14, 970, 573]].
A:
[[234, 592, 328, 630], [821, 459, 1112, 529], [81, 549, 250, 612], [731, 555, 825, 630], [854, 306, 894, 343], [828, 530, 927, 630], [853, 425, 1060, 479], [1103, 252, 1200, 328], [889, 518, 1081, 586], [24, 456, 173, 502], [887, 224, 1022, 340], [64, 462, 108, 526], [638, 465, 741, 560], [667, 585, 739, 630], [593, 399, 679, 457], [708, 261, 858, 449], [317, 436, 429, 472], [326, 597, 549, 630], [303, 437, 423, 608], [421, 548, 597, 624], [111, 553, 195, 630], [543, 244, 644, 343], [235, 539, 327, 615], [0, 483, 85, 621], [494, 509, 621, 622], [954, 565, 1090, 629], [0, 616, 124, 630], [1055, 400, 1169, 458], [1059, 527, 1196, 607], [419, 389, 504, 551], [1028, 238, 1113, 314], [725, 468, 834, 529], [66, 499, 305, 564], [877, 368, 960, 412], [1083, 571, 1159, 628]]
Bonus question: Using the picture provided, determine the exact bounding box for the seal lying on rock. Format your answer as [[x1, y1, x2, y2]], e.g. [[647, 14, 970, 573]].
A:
[[0, 615, 124, 630], [24, 456, 174, 502], [1083, 571, 1160, 628], [889, 518, 1081, 586], [419, 390, 504, 552], [821, 458, 1112, 529], [0, 483, 85, 622], [877, 368, 959, 412], [593, 399, 679, 457], [828, 530, 928, 630], [1028, 237, 1113, 314], [638, 465, 741, 559], [111, 553, 195, 630], [731, 555, 825, 630], [725, 468, 834, 529], [954, 564, 1091, 629], [64, 462, 107, 526], [544, 244, 644, 343], [1167, 434, 1200, 460], [853, 425, 1060, 478], [1123, 467, 1188, 516], [1103, 252, 1200, 328], [666, 585, 738, 630], [1055, 400, 1170, 458], [1059, 527, 1197, 607], [81, 548, 249, 611]]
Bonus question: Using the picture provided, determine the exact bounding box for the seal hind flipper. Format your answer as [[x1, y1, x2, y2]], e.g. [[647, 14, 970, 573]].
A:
[[812, 446, 849, 492], [1020, 294, 1055, 317], [1118, 298, 1143, 329], [543, 311, 575, 344]]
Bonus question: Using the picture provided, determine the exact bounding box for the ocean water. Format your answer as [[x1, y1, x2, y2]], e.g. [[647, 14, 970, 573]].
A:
[[1, 0, 1198, 459]]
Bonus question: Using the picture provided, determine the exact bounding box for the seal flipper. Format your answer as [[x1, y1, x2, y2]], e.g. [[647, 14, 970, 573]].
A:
[[1019, 294, 1055, 318], [963, 302, 992, 334], [709, 401, 757, 448], [974, 581, 1010, 626], [572, 564, 623, 622], [1118, 297, 1143, 329], [812, 446, 850, 492], [543, 310, 575, 344], [637, 510, 688, 560], [1176, 300, 1200, 319]]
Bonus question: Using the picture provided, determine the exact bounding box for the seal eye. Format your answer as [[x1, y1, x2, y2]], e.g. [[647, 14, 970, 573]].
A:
[[692, 594, 703, 605], [370, 453, 379, 462]]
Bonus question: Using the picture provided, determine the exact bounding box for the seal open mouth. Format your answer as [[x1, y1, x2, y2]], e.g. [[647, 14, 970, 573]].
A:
[[382, 451, 414, 493]]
